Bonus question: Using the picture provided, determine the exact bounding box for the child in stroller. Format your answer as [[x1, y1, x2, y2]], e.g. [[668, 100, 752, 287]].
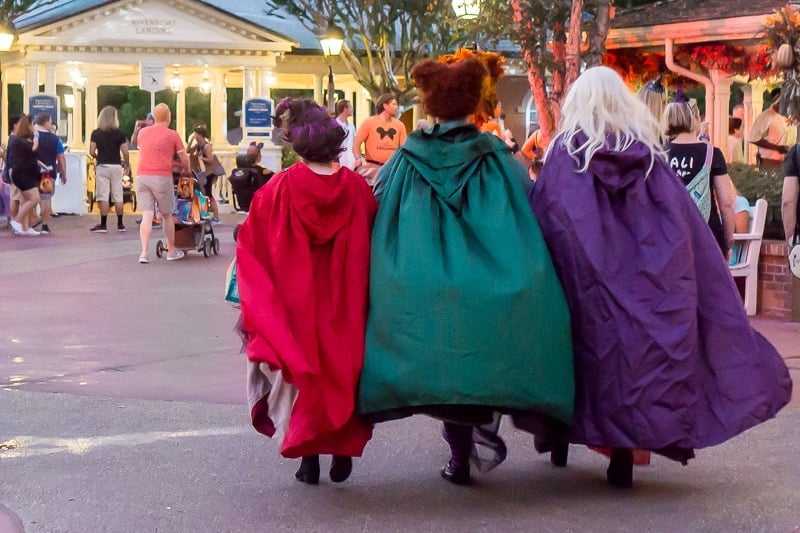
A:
[[229, 145, 273, 212]]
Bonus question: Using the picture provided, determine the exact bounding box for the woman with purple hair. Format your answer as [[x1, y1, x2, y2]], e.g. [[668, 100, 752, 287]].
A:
[[236, 98, 376, 485]]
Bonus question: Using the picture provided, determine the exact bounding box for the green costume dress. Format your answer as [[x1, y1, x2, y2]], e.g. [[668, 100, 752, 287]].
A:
[[358, 122, 574, 428]]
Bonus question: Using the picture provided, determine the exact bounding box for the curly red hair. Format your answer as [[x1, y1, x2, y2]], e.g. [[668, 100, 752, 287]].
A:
[[436, 48, 505, 127], [411, 57, 487, 121]]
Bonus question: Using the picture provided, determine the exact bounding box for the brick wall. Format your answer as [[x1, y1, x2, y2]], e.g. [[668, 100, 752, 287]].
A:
[[757, 240, 793, 318]]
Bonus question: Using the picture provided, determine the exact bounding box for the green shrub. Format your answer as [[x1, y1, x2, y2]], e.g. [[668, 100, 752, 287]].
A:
[[727, 162, 785, 240], [281, 144, 298, 169]]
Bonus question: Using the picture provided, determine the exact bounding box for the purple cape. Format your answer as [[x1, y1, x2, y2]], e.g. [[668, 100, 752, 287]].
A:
[[529, 135, 792, 462]]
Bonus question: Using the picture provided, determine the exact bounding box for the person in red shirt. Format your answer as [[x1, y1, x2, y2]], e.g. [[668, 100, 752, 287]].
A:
[[135, 104, 190, 263]]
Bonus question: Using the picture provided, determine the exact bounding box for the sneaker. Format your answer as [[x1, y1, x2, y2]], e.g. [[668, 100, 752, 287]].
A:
[[135, 218, 160, 227], [24, 227, 40, 236], [40, 224, 51, 234], [211, 218, 221, 225], [166, 250, 185, 261], [138, 254, 149, 264], [90, 224, 108, 233], [117, 224, 126, 232], [9, 219, 23, 234]]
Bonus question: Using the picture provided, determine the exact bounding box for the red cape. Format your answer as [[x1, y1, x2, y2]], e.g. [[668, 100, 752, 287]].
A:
[[237, 163, 376, 458]]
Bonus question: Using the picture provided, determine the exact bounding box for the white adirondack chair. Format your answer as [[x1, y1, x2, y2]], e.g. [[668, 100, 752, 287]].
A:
[[729, 198, 768, 316]]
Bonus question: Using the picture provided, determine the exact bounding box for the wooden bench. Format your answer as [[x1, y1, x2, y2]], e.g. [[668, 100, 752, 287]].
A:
[[729, 198, 768, 316]]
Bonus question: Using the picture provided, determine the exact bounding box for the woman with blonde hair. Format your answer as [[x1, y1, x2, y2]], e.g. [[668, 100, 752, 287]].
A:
[[663, 99, 735, 257], [89, 106, 130, 232], [529, 66, 791, 488]]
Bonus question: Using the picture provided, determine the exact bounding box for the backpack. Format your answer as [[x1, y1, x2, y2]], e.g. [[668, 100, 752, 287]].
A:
[[685, 143, 714, 221]]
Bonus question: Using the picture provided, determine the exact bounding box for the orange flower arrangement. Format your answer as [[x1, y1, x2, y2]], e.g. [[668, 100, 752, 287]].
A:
[[764, 4, 800, 47]]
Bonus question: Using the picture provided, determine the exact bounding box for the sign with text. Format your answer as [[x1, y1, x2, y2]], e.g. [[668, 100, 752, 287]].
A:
[[244, 98, 273, 130], [140, 64, 166, 92], [29, 94, 59, 123]]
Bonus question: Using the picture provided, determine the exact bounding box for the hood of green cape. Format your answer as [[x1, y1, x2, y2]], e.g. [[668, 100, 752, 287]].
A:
[[395, 122, 512, 206]]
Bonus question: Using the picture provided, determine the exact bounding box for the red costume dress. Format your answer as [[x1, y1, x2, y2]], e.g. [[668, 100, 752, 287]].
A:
[[237, 162, 376, 458]]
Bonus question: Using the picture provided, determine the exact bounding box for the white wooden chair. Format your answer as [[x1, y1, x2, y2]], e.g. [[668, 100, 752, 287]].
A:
[[728, 198, 768, 316]]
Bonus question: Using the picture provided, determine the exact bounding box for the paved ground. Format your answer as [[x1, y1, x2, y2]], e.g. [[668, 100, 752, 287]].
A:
[[1, 210, 799, 532]]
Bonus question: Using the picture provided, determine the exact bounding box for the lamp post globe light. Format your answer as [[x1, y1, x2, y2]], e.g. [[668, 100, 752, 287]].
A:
[[319, 20, 344, 113], [451, 0, 481, 20]]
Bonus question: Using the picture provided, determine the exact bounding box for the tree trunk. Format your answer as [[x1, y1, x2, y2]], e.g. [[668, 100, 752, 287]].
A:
[[565, 0, 583, 88], [586, 0, 613, 67]]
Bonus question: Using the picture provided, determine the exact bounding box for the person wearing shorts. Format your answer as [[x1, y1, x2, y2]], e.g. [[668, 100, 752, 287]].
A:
[[33, 113, 66, 234], [135, 103, 190, 263], [90, 106, 130, 233]]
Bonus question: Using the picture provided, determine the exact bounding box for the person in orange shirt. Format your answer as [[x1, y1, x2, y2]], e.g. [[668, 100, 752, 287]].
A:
[[352, 94, 407, 185]]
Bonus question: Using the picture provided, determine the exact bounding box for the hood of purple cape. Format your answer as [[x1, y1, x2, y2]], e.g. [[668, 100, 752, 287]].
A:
[[529, 135, 791, 458]]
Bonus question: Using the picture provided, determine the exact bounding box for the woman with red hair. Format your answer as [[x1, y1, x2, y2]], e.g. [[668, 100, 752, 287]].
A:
[[359, 52, 574, 485]]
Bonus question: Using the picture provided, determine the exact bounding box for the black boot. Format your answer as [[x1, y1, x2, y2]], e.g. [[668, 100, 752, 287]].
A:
[[295, 455, 320, 485], [329, 455, 353, 483], [533, 436, 569, 467], [550, 442, 569, 467], [441, 422, 473, 485], [440, 460, 471, 485], [606, 448, 634, 489]]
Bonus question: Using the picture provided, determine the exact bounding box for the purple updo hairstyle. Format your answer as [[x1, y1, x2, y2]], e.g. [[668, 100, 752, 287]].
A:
[[272, 98, 345, 163]]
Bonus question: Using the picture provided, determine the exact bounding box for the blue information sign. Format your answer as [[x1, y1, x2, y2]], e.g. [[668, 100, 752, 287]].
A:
[[244, 98, 273, 129], [29, 94, 59, 123]]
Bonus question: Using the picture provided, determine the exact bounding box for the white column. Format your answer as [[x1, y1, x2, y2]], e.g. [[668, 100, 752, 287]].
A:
[[259, 69, 272, 99], [45, 63, 56, 95], [1, 73, 7, 145], [356, 89, 371, 128], [210, 70, 227, 147], [243, 67, 256, 100], [710, 71, 732, 153], [23, 64, 40, 113], [72, 87, 84, 148], [746, 80, 768, 166], [176, 89, 186, 142], [312, 74, 323, 107], [85, 81, 98, 139]]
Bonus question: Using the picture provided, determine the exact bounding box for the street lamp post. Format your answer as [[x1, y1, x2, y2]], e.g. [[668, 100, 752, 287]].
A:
[[0, 23, 15, 143], [319, 20, 344, 114]]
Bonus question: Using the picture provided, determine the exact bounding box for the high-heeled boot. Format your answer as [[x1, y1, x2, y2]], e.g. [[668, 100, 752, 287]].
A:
[[606, 448, 634, 489], [295, 455, 320, 485], [440, 422, 472, 485], [329, 455, 353, 483]]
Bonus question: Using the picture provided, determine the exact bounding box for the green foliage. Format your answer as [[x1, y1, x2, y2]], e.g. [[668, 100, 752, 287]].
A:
[[184, 88, 210, 140], [263, 0, 514, 106], [728, 162, 786, 239], [281, 144, 298, 169]]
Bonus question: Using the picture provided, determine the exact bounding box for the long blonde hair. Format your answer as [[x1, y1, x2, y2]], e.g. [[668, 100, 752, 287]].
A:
[[97, 106, 119, 131], [554, 66, 665, 174]]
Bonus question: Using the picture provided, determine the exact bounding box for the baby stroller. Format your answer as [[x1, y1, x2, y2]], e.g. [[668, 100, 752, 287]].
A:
[[229, 154, 270, 212], [155, 171, 220, 259]]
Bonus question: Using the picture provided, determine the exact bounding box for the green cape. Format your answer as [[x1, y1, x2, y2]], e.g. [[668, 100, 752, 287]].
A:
[[358, 123, 574, 424]]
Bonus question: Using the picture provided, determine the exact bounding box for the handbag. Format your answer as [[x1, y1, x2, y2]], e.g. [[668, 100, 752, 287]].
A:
[[225, 258, 240, 304], [790, 245, 800, 278], [38, 168, 54, 195]]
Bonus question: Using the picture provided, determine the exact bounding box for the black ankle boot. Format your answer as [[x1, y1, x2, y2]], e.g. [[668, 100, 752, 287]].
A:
[[440, 460, 471, 485], [606, 448, 633, 489], [550, 442, 569, 467], [329, 455, 353, 483], [533, 437, 569, 467], [295, 455, 320, 485]]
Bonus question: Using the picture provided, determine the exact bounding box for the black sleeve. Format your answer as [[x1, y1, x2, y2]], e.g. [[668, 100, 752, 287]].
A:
[[711, 147, 727, 176], [784, 145, 800, 177]]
